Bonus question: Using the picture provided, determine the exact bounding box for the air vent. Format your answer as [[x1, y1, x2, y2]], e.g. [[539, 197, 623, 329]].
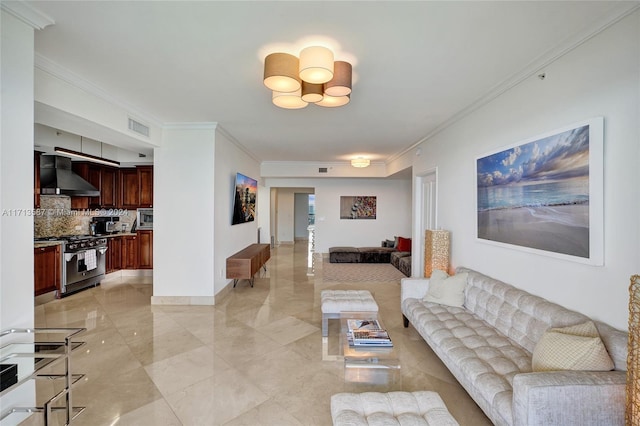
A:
[[319, 167, 328, 173], [128, 118, 150, 137]]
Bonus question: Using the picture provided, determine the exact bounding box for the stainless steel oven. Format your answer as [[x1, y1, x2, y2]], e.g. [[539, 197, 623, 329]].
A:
[[137, 208, 153, 230], [61, 236, 107, 296]]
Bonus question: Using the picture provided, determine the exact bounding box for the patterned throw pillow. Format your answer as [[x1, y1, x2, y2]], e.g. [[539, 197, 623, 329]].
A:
[[422, 269, 468, 307], [532, 321, 615, 372]]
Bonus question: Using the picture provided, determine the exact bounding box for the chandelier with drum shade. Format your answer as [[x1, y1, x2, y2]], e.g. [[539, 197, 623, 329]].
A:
[[263, 45, 352, 109]]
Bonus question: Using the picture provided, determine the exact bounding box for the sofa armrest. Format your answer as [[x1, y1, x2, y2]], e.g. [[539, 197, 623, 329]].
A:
[[512, 370, 626, 426], [401, 278, 430, 303]]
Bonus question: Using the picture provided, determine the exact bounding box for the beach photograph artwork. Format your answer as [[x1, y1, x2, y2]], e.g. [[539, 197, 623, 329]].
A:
[[477, 124, 594, 259]]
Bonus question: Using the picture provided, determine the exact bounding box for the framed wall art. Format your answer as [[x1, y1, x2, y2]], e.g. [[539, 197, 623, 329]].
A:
[[232, 172, 257, 225], [340, 196, 377, 219], [476, 117, 604, 265]]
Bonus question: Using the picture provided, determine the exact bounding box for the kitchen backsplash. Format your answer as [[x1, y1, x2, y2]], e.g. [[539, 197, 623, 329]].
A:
[[34, 195, 137, 238]]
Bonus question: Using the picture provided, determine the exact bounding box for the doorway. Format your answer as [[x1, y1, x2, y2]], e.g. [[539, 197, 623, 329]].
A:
[[269, 187, 315, 246], [414, 169, 438, 277]]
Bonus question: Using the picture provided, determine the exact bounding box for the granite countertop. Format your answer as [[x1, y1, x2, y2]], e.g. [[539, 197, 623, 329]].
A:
[[101, 232, 138, 238], [34, 232, 140, 248], [34, 241, 63, 248]]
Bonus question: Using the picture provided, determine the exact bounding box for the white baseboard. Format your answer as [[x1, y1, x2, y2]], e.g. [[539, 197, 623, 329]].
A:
[[150, 296, 215, 305], [103, 269, 153, 282]]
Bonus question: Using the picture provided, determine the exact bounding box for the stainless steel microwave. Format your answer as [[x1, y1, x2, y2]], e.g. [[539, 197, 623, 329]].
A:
[[137, 208, 153, 230]]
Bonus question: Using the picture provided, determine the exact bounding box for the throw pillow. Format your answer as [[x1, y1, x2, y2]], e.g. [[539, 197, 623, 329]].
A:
[[422, 269, 468, 308], [532, 321, 615, 372], [385, 239, 395, 248], [397, 237, 411, 252]]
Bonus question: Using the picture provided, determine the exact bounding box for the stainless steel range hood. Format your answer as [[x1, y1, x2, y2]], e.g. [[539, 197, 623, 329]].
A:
[[40, 155, 100, 197]]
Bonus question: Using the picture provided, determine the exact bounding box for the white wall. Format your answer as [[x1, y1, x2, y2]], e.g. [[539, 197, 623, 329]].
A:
[[294, 192, 312, 239], [213, 128, 260, 295], [405, 11, 639, 330], [264, 178, 412, 253], [152, 124, 216, 304], [276, 189, 295, 243], [1, 11, 36, 332], [1, 10, 37, 422]]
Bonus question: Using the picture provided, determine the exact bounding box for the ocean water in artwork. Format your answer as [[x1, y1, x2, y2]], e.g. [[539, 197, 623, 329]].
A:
[[478, 178, 589, 226]]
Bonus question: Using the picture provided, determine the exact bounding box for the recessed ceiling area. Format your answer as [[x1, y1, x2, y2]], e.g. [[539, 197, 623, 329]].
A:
[[28, 1, 636, 164]]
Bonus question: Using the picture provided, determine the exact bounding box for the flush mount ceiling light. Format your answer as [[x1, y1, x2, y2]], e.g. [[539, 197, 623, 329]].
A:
[[272, 89, 308, 109], [263, 44, 352, 109], [351, 157, 370, 168]]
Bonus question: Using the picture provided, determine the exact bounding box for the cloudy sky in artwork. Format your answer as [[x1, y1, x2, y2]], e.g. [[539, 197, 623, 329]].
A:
[[477, 125, 590, 187]]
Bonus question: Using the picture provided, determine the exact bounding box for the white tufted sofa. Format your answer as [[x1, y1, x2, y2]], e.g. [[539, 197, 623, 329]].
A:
[[401, 267, 628, 426]]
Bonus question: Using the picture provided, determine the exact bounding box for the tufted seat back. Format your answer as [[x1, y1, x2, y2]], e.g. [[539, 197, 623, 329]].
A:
[[457, 267, 627, 370]]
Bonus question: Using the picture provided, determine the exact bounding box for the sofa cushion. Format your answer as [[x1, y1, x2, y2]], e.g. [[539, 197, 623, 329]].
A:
[[391, 251, 410, 268], [398, 256, 411, 277], [532, 321, 614, 372], [397, 236, 412, 252], [423, 269, 468, 308], [359, 247, 395, 263], [458, 267, 590, 354]]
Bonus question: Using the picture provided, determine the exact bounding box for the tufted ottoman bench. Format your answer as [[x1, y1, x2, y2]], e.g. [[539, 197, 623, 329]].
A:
[[329, 247, 361, 263], [331, 391, 459, 425], [321, 290, 379, 336]]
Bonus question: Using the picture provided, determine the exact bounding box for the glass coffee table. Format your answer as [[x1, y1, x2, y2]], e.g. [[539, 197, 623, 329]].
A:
[[322, 311, 401, 390]]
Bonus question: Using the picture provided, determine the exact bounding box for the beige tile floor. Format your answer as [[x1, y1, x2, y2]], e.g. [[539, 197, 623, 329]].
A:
[[29, 242, 491, 426]]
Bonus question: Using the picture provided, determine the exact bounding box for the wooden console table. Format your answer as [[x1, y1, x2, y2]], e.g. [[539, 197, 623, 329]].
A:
[[226, 243, 270, 288]]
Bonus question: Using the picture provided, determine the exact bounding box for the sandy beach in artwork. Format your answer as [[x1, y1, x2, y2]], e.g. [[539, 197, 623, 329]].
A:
[[477, 204, 589, 258]]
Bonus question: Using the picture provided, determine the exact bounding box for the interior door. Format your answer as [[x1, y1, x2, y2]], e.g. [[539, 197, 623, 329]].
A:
[[415, 169, 438, 277]]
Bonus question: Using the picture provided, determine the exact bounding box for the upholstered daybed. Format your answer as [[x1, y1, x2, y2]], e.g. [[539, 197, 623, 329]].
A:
[[328, 237, 412, 276]]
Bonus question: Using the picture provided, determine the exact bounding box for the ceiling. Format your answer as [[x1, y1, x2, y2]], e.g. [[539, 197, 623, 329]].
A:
[[26, 1, 637, 164]]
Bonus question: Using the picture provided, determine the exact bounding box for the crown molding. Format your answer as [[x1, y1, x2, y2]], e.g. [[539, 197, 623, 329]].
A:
[[1, 2, 54, 30], [387, 2, 640, 164], [215, 125, 261, 163], [162, 123, 261, 163], [261, 160, 384, 167], [35, 53, 163, 129]]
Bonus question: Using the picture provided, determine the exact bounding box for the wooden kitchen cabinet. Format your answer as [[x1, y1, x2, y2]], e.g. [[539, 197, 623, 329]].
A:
[[70, 162, 102, 209], [119, 168, 140, 209], [118, 166, 153, 209], [137, 230, 153, 269], [71, 162, 118, 209], [34, 245, 61, 296], [70, 162, 91, 209], [137, 166, 153, 208], [107, 236, 122, 273], [100, 166, 118, 208], [122, 234, 138, 269]]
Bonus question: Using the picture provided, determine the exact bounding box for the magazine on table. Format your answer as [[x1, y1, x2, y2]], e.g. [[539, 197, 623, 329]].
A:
[[346, 319, 393, 347], [347, 319, 383, 332]]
